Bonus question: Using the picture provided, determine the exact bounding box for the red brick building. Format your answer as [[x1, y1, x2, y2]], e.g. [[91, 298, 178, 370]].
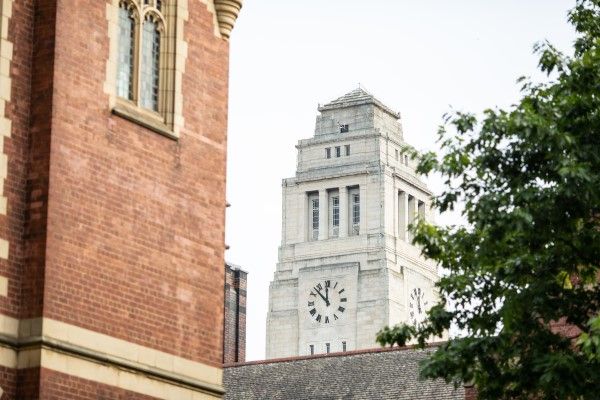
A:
[[0, 0, 241, 398], [223, 262, 247, 364]]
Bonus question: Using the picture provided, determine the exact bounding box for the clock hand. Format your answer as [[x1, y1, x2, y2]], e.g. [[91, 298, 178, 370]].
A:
[[313, 287, 330, 306], [325, 287, 329, 305]]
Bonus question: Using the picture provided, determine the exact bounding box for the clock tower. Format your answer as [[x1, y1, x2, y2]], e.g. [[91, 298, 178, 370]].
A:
[[266, 88, 442, 358]]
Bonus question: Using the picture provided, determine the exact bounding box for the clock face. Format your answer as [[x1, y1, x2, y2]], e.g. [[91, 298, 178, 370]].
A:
[[307, 280, 347, 324], [408, 287, 428, 328]]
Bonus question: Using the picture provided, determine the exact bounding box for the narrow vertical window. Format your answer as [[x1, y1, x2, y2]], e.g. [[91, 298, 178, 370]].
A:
[[325, 148, 331, 159], [395, 149, 399, 160], [117, 4, 135, 100], [140, 17, 161, 111], [351, 192, 360, 235], [418, 200, 426, 220], [331, 195, 339, 237], [345, 145, 350, 156], [311, 198, 319, 240], [407, 195, 416, 242], [342, 341, 347, 352], [309, 344, 314, 355], [335, 146, 341, 157], [404, 154, 409, 165], [326, 343, 330, 353], [398, 191, 407, 241]]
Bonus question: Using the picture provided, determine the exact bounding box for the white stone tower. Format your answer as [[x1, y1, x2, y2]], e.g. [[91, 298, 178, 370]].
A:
[[266, 88, 441, 359]]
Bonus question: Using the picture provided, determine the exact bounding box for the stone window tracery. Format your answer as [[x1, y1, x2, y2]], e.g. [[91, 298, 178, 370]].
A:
[[311, 197, 319, 240], [330, 194, 339, 237], [107, 0, 242, 139], [117, 4, 135, 100], [140, 14, 161, 110], [109, 0, 182, 138], [117, 0, 166, 113], [351, 190, 360, 235]]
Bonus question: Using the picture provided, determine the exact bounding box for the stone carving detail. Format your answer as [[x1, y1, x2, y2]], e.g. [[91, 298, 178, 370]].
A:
[[214, 0, 242, 40]]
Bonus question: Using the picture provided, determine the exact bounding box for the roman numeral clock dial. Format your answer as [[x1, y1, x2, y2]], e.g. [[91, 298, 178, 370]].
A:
[[307, 280, 347, 324], [408, 287, 428, 328]]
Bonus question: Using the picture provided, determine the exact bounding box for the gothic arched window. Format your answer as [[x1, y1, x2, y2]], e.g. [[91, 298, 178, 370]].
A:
[[117, 2, 136, 100], [140, 15, 161, 110], [116, 0, 168, 114]]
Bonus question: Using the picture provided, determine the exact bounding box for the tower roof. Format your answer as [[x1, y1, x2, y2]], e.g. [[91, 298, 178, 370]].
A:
[[318, 87, 401, 119]]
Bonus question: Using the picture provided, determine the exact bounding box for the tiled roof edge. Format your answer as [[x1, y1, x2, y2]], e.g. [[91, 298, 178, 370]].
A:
[[223, 341, 448, 368]]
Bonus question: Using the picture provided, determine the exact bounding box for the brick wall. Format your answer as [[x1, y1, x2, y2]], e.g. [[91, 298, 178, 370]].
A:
[[0, 0, 236, 397], [42, 0, 229, 364], [0, 0, 34, 319], [0, 366, 16, 399], [39, 369, 157, 400], [463, 385, 477, 400], [223, 262, 247, 364], [0, 0, 35, 394]]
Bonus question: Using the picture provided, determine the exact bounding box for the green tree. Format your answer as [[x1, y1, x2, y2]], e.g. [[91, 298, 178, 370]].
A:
[[377, 1, 600, 398]]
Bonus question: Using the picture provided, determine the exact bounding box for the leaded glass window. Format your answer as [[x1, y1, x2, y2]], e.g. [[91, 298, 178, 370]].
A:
[[352, 193, 360, 225], [117, 4, 135, 100], [351, 192, 360, 235], [311, 198, 319, 240], [115, 1, 166, 114], [331, 195, 339, 237], [332, 196, 339, 227], [140, 17, 161, 111]]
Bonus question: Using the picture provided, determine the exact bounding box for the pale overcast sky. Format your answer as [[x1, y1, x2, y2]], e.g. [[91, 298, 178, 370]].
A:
[[225, 0, 577, 361]]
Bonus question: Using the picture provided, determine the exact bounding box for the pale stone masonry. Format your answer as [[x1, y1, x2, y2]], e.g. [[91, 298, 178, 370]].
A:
[[266, 88, 443, 359]]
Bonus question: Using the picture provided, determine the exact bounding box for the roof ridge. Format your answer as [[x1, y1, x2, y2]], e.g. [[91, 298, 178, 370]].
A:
[[223, 341, 447, 368]]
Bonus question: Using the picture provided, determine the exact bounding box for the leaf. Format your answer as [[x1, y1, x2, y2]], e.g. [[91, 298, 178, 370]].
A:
[[376, 1, 600, 397]]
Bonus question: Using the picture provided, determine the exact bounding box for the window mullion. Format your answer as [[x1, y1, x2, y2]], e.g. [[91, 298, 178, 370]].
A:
[[134, 13, 143, 106]]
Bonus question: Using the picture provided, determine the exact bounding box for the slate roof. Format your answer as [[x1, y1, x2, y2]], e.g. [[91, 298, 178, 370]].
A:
[[318, 87, 401, 119], [223, 346, 465, 400]]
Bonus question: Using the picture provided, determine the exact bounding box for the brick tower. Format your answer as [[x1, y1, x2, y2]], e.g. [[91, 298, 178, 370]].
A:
[[0, 0, 241, 398]]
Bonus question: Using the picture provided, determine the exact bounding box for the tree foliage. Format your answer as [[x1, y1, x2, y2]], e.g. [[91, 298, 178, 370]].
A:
[[377, 1, 600, 398]]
